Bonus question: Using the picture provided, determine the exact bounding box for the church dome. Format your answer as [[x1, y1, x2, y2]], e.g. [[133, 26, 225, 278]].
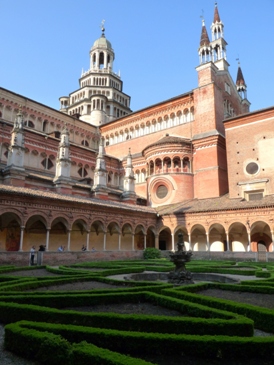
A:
[[92, 34, 113, 51]]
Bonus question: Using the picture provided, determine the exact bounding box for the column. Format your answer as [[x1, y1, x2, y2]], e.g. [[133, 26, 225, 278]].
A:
[[19, 226, 25, 252], [190, 159, 193, 173], [132, 234, 135, 251], [144, 235, 147, 250], [171, 233, 175, 252], [271, 231, 274, 252], [226, 232, 230, 252], [104, 51, 107, 68], [86, 231, 90, 251], [155, 234, 159, 249], [46, 229, 50, 251], [96, 51, 99, 68], [67, 230, 71, 251], [247, 231, 251, 252], [103, 232, 107, 251], [110, 105, 114, 118], [118, 233, 121, 251], [188, 233, 192, 250], [206, 232, 210, 251]]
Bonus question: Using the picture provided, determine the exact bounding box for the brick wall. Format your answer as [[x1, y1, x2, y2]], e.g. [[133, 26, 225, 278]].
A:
[[225, 108, 274, 198]]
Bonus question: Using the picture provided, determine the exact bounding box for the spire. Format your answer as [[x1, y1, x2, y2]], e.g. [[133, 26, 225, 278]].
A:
[[2, 107, 27, 186], [53, 124, 72, 184], [121, 148, 136, 204], [200, 19, 210, 46], [213, 2, 221, 23], [6, 108, 25, 169], [236, 61, 247, 99], [93, 136, 107, 189], [210, 2, 227, 69], [198, 19, 211, 64]]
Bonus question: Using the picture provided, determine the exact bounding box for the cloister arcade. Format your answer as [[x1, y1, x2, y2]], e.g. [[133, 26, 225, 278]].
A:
[[158, 220, 274, 253], [0, 212, 156, 253], [0, 210, 273, 254]]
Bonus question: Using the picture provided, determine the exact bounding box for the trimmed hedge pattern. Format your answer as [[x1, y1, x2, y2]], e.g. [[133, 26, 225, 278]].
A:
[[1, 259, 274, 364]]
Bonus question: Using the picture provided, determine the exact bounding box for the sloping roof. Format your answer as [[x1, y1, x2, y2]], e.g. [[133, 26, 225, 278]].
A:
[[236, 66, 247, 88], [200, 22, 210, 46], [0, 184, 156, 214], [156, 194, 274, 216], [142, 134, 190, 154], [213, 3, 221, 23]]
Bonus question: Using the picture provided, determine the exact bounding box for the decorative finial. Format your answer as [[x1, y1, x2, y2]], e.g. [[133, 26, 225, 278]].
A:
[[200, 10, 204, 25], [17, 105, 23, 116], [236, 57, 240, 65], [215, 2, 218, 7], [101, 20, 105, 34]]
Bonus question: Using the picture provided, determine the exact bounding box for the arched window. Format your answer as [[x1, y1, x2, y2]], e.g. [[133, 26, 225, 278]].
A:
[[141, 168, 146, 182], [42, 120, 48, 132], [99, 52, 104, 69], [173, 157, 181, 171], [155, 158, 162, 173], [41, 157, 54, 170], [135, 170, 140, 183], [78, 167, 88, 178], [163, 157, 171, 172], [24, 120, 34, 128], [183, 157, 190, 172], [81, 140, 89, 147]]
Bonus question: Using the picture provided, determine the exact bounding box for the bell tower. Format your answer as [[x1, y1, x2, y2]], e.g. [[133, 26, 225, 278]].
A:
[[59, 21, 132, 126], [210, 2, 228, 70]]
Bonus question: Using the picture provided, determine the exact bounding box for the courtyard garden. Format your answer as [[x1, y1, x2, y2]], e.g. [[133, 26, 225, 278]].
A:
[[0, 256, 274, 364]]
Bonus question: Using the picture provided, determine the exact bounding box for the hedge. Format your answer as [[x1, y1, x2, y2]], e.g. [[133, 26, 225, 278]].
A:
[[8, 320, 274, 361], [0, 300, 253, 337]]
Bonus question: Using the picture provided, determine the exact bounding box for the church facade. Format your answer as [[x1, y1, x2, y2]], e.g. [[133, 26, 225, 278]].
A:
[[0, 4, 274, 259]]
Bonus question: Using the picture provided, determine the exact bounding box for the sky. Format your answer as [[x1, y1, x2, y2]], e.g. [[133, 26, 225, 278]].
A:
[[0, 0, 273, 113]]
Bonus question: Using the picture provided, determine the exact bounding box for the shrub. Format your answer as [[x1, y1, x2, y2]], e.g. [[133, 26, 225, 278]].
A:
[[143, 248, 161, 259]]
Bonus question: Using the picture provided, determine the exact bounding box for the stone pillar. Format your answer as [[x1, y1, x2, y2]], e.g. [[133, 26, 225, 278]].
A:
[[19, 226, 25, 252], [67, 230, 71, 251], [131, 234, 135, 251], [271, 231, 274, 252], [188, 233, 192, 250], [86, 231, 90, 251], [144, 235, 147, 249], [247, 232, 251, 252], [46, 229, 50, 251], [155, 234, 159, 249], [226, 232, 230, 252], [206, 232, 210, 251], [171, 233, 175, 252], [118, 233, 121, 251], [104, 51, 107, 68], [103, 232, 107, 251], [96, 51, 99, 68]]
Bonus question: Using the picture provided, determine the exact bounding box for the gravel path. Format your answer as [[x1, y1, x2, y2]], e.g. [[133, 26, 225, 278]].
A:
[[198, 288, 274, 310], [0, 325, 38, 365]]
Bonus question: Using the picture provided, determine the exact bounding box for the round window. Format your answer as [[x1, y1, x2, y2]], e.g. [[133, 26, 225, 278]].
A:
[[246, 162, 259, 175], [156, 185, 168, 199]]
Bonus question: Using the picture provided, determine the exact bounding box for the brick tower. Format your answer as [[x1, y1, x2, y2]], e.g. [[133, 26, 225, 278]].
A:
[[193, 3, 250, 199]]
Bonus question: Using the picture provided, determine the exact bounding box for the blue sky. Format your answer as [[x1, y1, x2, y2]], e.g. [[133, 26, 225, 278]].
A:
[[1, 0, 273, 113]]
